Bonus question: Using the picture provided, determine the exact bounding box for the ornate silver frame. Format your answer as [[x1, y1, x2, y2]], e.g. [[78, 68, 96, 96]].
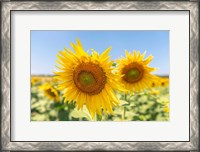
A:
[[1, 1, 199, 151]]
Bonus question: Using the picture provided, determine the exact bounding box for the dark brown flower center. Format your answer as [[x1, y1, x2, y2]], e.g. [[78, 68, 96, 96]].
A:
[[161, 82, 165, 86], [73, 63, 107, 95], [122, 62, 144, 83], [46, 88, 56, 97]]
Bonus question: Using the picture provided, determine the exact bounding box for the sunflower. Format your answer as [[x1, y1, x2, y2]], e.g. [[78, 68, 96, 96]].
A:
[[159, 77, 169, 87], [163, 106, 169, 113], [162, 100, 169, 113], [39, 84, 59, 102], [54, 39, 122, 118], [150, 80, 159, 88], [31, 77, 40, 86], [117, 51, 157, 92]]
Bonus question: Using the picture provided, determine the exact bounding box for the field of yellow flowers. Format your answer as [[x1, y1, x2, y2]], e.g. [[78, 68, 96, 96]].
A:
[[31, 76, 169, 121]]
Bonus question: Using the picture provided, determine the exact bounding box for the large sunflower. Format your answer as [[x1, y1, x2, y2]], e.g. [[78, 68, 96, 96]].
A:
[[54, 39, 122, 118], [117, 50, 157, 92]]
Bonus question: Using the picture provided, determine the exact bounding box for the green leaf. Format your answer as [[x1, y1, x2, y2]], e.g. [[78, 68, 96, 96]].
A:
[[130, 102, 136, 107], [70, 106, 92, 121], [119, 100, 129, 106]]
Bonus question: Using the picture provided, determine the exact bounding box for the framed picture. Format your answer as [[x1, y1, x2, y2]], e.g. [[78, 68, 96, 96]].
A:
[[1, 0, 199, 151]]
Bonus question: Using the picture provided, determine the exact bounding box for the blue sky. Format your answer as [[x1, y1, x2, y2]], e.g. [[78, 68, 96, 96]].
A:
[[31, 30, 169, 76]]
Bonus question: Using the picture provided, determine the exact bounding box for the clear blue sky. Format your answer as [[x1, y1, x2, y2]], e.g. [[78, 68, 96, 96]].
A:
[[31, 30, 169, 76]]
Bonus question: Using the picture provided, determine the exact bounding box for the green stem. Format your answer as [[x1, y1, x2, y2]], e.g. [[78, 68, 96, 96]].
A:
[[124, 93, 127, 101], [96, 114, 102, 121], [122, 94, 127, 120], [123, 107, 126, 120]]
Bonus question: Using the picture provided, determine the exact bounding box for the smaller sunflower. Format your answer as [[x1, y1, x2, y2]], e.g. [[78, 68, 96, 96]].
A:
[[39, 84, 59, 102], [162, 100, 169, 113], [163, 106, 169, 113], [31, 77, 40, 86], [159, 78, 169, 87], [150, 80, 159, 88], [117, 50, 157, 92]]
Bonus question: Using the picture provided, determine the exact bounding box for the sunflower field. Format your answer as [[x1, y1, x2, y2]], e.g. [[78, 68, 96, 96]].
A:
[[31, 39, 169, 121], [31, 75, 169, 121]]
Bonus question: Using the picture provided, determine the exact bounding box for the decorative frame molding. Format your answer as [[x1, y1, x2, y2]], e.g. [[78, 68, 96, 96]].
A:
[[1, 1, 199, 151]]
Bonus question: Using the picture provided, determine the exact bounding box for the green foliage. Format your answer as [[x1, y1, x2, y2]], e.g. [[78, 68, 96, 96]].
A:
[[31, 78, 169, 121]]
